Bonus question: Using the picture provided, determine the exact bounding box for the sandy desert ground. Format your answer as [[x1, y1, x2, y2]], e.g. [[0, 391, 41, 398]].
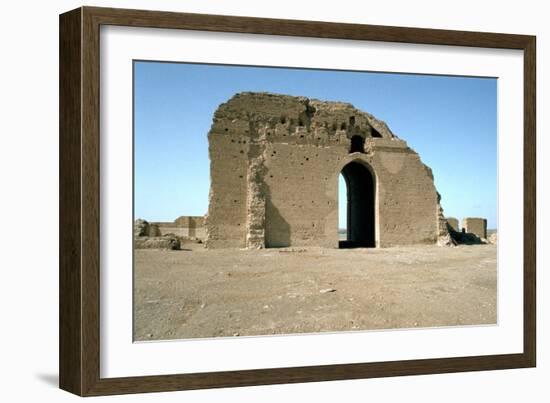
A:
[[134, 243, 497, 341]]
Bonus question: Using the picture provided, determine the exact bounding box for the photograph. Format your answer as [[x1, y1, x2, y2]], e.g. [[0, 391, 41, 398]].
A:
[[53, 4, 537, 397], [132, 61, 497, 341]]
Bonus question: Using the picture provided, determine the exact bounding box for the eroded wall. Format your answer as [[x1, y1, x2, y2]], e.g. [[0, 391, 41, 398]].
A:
[[206, 92, 440, 248], [446, 217, 460, 232], [151, 216, 206, 239], [463, 217, 487, 239]]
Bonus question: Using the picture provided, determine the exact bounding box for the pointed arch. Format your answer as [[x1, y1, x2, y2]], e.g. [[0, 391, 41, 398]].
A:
[[339, 160, 376, 248]]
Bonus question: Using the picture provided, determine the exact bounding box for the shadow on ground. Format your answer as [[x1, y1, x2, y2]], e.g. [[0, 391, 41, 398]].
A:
[[35, 373, 58, 388]]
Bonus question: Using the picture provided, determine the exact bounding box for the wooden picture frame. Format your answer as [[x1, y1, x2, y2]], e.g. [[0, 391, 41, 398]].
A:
[[59, 6, 536, 396]]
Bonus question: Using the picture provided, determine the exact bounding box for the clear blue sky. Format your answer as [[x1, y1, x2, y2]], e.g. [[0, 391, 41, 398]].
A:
[[134, 61, 497, 229]]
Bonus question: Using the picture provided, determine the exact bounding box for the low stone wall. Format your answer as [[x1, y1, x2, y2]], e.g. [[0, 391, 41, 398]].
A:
[[134, 236, 181, 250], [150, 215, 206, 240]]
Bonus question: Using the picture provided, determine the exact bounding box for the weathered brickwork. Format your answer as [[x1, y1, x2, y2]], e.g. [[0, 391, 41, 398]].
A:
[[206, 92, 444, 249], [463, 217, 487, 239], [446, 217, 460, 232], [151, 216, 206, 239]]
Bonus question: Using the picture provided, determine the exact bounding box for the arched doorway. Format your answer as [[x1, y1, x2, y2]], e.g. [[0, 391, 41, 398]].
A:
[[339, 161, 376, 248]]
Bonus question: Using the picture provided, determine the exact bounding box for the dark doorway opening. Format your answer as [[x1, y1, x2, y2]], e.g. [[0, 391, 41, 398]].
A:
[[339, 161, 375, 248]]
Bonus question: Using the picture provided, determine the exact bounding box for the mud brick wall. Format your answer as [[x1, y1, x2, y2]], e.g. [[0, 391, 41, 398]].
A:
[[463, 217, 487, 239], [206, 92, 441, 248], [446, 217, 460, 232], [151, 215, 206, 239]]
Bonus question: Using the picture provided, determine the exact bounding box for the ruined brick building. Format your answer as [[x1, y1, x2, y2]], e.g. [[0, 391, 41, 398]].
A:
[[205, 92, 450, 249]]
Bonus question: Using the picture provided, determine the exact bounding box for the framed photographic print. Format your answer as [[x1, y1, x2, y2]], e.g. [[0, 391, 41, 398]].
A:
[[59, 6, 536, 396]]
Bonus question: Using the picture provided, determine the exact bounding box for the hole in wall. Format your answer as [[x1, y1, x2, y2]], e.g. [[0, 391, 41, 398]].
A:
[[350, 135, 365, 153]]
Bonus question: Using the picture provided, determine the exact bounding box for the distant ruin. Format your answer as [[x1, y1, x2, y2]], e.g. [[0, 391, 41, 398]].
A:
[[150, 216, 206, 240], [442, 216, 492, 245], [133, 216, 206, 250], [462, 218, 487, 239], [205, 92, 463, 249]]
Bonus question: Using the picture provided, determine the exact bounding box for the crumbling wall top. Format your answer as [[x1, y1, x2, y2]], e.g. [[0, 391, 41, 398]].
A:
[[210, 92, 398, 142]]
